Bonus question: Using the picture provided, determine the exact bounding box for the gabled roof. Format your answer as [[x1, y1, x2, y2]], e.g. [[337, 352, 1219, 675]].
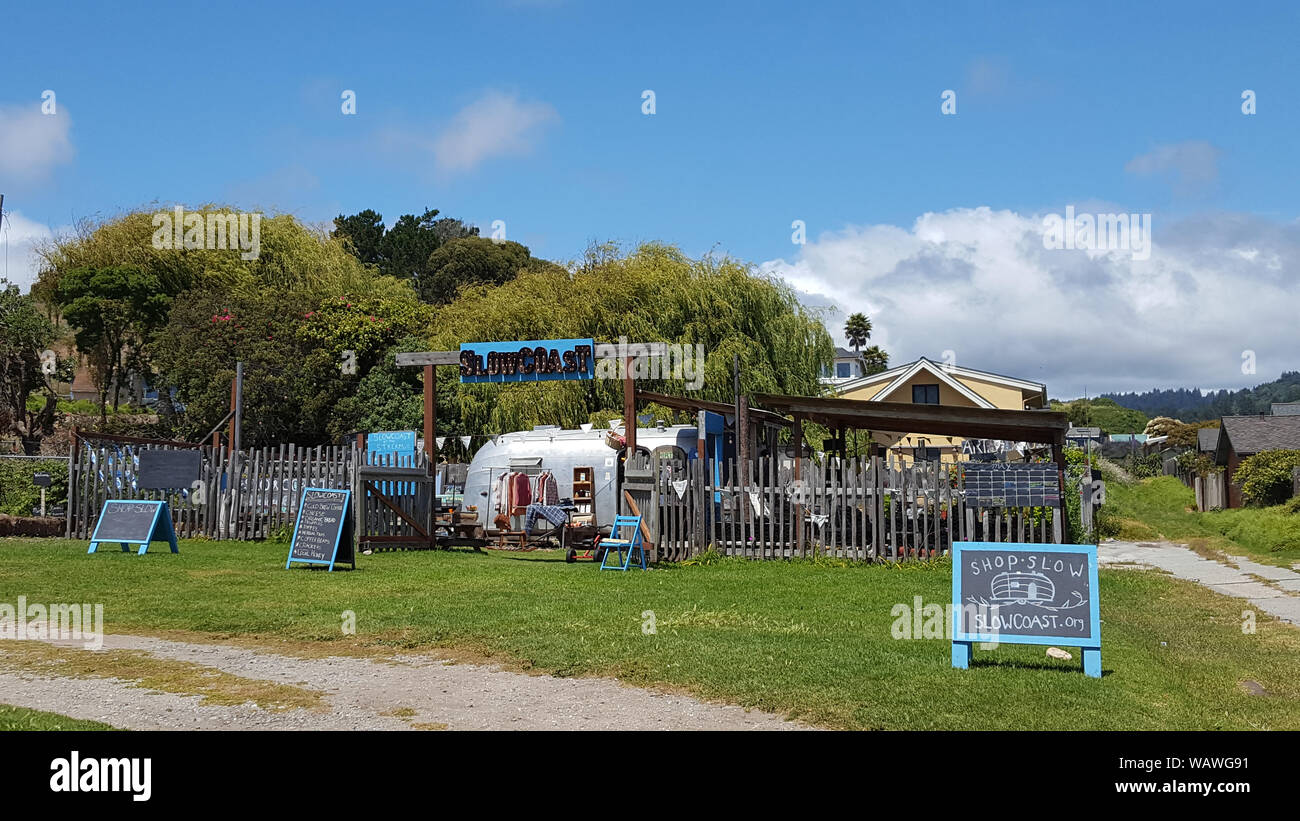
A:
[[1216, 415, 1300, 462], [833, 357, 1047, 409], [1197, 427, 1219, 452]]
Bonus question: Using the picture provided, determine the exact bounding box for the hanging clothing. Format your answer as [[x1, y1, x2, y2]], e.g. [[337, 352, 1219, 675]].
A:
[[509, 471, 532, 509], [533, 471, 559, 505]]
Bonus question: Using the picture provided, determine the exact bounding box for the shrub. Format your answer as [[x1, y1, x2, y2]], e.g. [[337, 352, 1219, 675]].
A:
[[1119, 452, 1163, 479], [1174, 449, 1217, 477], [1233, 449, 1300, 507], [0, 459, 68, 517]]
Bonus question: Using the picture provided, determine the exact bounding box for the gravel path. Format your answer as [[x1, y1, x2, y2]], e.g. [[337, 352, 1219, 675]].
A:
[[0, 634, 806, 731]]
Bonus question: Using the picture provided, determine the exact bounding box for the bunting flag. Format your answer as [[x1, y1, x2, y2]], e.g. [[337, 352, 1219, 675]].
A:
[[460, 436, 471, 450], [810, 513, 828, 528], [672, 479, 688, 499], [435, 437, 445, 449]]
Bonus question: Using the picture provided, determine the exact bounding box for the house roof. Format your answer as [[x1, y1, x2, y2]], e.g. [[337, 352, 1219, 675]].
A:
[[1216, 415, 1300, 462], [1197, 427, 1219, 452], [833, 346, 860, 359], [832, 356, 1047, 408], [1272, 402, 1300, 416]]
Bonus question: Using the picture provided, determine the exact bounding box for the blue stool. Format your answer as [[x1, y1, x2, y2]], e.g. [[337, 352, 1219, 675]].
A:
[[599, 515, 647, 570]]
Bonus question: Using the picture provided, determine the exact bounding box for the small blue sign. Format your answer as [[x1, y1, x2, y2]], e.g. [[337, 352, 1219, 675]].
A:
[[951, 541, 1101, 678], [367, 430, 417, 458], [459, 339, 595, 384]]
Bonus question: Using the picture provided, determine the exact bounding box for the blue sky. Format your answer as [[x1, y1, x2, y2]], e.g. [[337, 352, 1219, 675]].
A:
[[2, 0, 1298, 397]]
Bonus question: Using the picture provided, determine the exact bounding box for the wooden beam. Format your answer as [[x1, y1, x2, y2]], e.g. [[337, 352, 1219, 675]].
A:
[[395, 351, 460, 367]]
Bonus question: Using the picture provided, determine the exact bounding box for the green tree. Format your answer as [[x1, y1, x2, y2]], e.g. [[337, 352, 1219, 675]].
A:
[[152, 290, 431, 446], [55, 266, 171, 419], [0, 281, 63, 454], [844, 312, 872, 352], [860, 344, 889, 375], [330, 209, 386, 267], [419, 237, 541, 305], [423, 242, 834, 436]]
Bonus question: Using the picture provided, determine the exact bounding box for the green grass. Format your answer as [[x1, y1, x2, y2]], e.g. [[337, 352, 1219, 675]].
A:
[[0, 703, 116, 731], [1108, 476, 1300, 567], [2, 537, 1299, 729]]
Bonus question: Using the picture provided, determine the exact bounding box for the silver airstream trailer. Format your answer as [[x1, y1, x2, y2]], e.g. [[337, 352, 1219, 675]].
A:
[[461, 423, 703, 534]]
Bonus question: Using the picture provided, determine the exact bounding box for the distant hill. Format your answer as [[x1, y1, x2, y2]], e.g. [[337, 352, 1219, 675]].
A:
[[1050, 397, 1149, 435], [1100, 371, 1300, 422]]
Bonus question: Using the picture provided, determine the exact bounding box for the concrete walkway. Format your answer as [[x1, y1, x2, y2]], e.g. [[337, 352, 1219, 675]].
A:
[[1099, 540, 1300, 626]]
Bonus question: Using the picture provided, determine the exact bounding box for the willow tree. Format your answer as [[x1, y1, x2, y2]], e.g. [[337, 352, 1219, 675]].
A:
[[425, 242, 835, 437]]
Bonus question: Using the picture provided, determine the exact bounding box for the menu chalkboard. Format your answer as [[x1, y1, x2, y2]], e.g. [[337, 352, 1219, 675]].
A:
[[138, 449, 202, 490], [285, 488, 354, 571], [87, 500, 179, 555], [951, 541, 1101, 677]]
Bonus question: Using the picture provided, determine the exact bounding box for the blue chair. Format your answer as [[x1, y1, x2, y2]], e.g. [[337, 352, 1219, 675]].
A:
[[599, 514, 647, 570]]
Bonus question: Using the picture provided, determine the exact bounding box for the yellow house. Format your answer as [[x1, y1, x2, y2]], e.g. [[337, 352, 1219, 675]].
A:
[[834, 357, 1048, 463]]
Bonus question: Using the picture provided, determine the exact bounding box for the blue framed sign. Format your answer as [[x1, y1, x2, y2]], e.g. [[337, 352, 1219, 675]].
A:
[[367, 430, 417, 458], [459, 338, 595, 384], [951, 541, 1101, 678], [87, 500, 179, 555], [285, 488, 355, 571]]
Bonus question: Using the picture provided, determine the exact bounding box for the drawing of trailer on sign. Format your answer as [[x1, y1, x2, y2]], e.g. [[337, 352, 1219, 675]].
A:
[[87, 500, 179, 555], [951, 541, 1101, 678]]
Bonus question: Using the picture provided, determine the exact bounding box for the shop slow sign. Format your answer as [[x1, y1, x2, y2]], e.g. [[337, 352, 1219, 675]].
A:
[[458, 339, 596, 384]]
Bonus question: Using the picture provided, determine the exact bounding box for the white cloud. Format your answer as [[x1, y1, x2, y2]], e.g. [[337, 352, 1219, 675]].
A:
[[1125, 141, 1220, 193], [761, 207, 1300, 398], [0, 103, 74, 183], [0, 210, 54, 292], [432, 91, 558, 174]]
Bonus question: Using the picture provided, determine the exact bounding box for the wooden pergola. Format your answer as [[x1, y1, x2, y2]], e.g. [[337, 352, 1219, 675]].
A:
[[749, 392, 1071, 496]]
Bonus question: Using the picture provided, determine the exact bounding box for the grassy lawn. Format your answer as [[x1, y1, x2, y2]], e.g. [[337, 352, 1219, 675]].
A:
[[1, 536, 1299, 729], [0, 703, 116, 731], [1108, 476, 1300, 567]]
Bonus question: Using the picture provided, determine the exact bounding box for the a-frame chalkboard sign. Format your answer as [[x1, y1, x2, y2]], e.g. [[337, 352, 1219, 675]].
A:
[[87, 500, 179, 555], [951, 541, 1101, 678], [285, 488, 355, 571]]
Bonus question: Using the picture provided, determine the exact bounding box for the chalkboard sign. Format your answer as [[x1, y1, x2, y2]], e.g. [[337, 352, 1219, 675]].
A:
[[87, 500, 179, 555], [32, 472, 51, 487], [951, 541, 1101, 677], [285, 488, 354, 571], [138, 449, 203, 490]]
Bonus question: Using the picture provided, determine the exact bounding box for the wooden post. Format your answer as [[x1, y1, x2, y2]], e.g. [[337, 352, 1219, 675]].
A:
[[1053, 438, 1067, 542], [623, 356, 636, 455], [423, 365, 437, 468], [792, 413, 803, 557]]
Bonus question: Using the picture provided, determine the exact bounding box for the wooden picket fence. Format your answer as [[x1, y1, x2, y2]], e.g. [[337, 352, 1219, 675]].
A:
[[649, 455, 1064, 562], [69, 442, 432, 542]]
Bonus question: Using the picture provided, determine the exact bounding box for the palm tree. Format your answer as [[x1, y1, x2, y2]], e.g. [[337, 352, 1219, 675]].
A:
[[844, 312, 872, 353], [860, 344, 889, 375]]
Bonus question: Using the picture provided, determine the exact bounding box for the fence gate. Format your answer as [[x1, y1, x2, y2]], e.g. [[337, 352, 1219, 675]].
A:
[[352, 453, 436, 551]]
